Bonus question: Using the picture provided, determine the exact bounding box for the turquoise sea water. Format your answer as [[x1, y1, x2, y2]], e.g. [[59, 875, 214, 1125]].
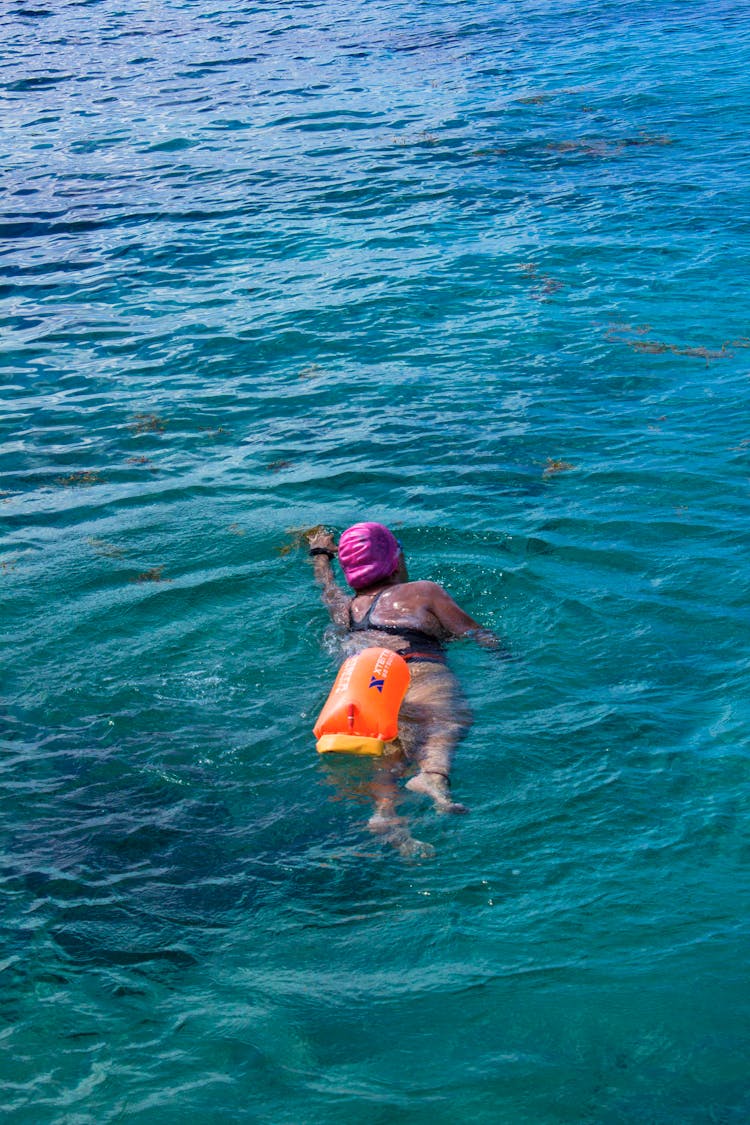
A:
[[2, 0, 750, 1120]]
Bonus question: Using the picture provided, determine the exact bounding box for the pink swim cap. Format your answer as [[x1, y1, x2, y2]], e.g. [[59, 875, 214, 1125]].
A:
[[338, 522, 401, 590]]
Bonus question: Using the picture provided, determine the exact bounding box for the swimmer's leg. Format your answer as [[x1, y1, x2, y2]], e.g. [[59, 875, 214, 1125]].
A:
[[366, 782, 400, 833], [368, 812, 436, 859], [405, 763, 468, 815], [366, 755, 435, 858], [399, 665, 473, 814], [365, 761, 400, 831]]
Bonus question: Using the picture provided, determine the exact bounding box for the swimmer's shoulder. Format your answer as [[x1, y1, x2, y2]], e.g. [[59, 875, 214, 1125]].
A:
[[396, 579, 448, 601], [408, 579, 447, 593]]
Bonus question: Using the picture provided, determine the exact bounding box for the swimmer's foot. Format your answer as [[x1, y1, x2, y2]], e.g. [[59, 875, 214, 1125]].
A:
[[397, 835, 435, 860], [405, 771, 468, 814], [367, 812, 435, 859], [367, 811, 403, 835]]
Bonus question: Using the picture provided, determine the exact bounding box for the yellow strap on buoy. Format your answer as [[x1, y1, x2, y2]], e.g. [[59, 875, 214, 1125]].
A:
[[315, 733, 386, 756]]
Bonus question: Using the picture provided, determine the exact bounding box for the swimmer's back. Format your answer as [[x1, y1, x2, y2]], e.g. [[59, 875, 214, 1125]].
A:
[[351, 580, 472, 639]]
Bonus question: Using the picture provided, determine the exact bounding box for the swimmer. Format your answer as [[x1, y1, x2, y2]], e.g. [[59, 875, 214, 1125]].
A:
[[307, 522, 502, 832]]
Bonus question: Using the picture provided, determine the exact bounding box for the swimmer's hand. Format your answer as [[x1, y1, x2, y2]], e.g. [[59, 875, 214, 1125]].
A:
[[307, 528, 348, 625], [307, 528, 337, 555], [463, 628, 515, 660]]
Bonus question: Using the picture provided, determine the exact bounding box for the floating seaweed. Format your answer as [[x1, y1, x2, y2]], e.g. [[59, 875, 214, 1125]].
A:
[[227, 523, 246, 536], [531, 277, 564, 299], [548, 139, 617, 157], [549, 132, 672, 158], [603, 323, 732, 363], [602, 322, 651, 340], [131, 567, 167, 583], [299, 364, 325, 380], [1, 558, 18, 573], [623, 132, 673, 147], [543, 459, 577, 478], [673, 345, 730, 360], [518, 94, 549, 105], [87, 537, 126, 559], [126, 455, 158, 472], [55, 471, 102, 487], [197, 425, 229, 438], [629, 340, 731, 362], [392, 131, 440, 146], [277, 524, 329, 557], [267, 459, 292, 471], [515, 261, 565, 300], [129, 413, 166, 434], [630, 341, 670, 355]]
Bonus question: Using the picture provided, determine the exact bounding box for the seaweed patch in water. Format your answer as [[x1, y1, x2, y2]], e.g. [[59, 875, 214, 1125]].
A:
[[131, 567, 168, 583], [299, 363, 326, 380], [543, 459, 577, 478], [197, 425, 229, 438], [549, 132, 672, 158], [532, 277, 564, 299], [602, 323, 732, 363], [602, 322, 651, 340], [277, 524, 329, 557], [672, 345, 730, 360], [630, 341, 670, 355], [516, 261, 564, 300], [127, 455, 158, 471], [623, 132, 673, 147], [630, 340, 731, 362], [129, 413, 166, 434], [55, 471, 102, 487], [227, 523, 246, 536], [87, 537, 126, 559], [392, 131, 440, 147], [267, 459, 292, 471], [548, 139, 617, 157]]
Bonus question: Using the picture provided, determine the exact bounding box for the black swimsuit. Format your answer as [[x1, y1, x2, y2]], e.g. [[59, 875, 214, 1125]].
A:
[[347, 590, 447, 665]]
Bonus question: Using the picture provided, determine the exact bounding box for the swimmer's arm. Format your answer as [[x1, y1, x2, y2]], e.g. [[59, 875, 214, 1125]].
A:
[[311, 555, 349, 627], [429, 585, 508, 654], [308, 530, 349, 628]]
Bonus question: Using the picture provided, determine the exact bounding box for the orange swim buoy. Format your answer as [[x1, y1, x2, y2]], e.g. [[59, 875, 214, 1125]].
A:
[[314, 647, 410, 756]]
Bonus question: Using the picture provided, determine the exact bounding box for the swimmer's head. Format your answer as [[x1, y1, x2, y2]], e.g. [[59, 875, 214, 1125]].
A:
[[338, 522, 402, 590]]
